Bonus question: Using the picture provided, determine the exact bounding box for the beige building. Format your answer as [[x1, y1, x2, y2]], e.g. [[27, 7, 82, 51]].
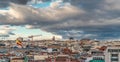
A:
[[10, 57, 24, 62]]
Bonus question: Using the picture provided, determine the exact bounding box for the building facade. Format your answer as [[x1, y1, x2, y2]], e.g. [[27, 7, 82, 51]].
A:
[[105, 46, 120, 62]]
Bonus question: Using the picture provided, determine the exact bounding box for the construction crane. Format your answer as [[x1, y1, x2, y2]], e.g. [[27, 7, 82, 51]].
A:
[[28, 35, 42, 41], [28, 35, 42, 46]]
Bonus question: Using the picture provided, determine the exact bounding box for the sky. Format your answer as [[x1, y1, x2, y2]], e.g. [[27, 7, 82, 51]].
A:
[[0, 0, 120, 40]]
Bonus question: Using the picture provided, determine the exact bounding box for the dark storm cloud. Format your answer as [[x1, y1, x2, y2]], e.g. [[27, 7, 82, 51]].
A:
[[10, 0, 28, 5], [0, 0, 28, 7], [69, 0, 104, 9], [0, 0, 28, 9], [0, 0, 9, 8]]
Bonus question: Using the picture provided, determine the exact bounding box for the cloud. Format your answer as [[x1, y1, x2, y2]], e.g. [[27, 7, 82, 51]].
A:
[[10, 0, 28, 5], [0, 2, 85, 25], [0, 0, 120, 40], [25, 24, 35, 29], [0, 25, 16, 36], [104, 0, 120, 11], [0, 0, 28, 9], [0, 0, 9, 8]]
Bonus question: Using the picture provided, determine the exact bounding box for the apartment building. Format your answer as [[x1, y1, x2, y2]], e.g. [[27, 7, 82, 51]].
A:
[[105, 45, 120, 62]]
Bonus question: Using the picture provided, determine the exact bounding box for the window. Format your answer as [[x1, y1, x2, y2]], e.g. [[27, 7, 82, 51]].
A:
[[111, 54, 118, 57], [108, 49, 120, 52], [111, 58, 118, 61]]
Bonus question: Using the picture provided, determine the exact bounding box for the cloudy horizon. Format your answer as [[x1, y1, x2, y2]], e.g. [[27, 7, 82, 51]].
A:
[[0, 0, 120, 41]]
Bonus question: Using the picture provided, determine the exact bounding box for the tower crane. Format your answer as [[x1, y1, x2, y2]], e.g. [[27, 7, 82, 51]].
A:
[[28, 35, 42, 46], [28, 35, 42, 41]]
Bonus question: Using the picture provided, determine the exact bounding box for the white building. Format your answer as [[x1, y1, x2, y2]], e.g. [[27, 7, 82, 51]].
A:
[[105, 45, 120, 62], [85, 49, 105, 62], [91, 49, 104, 60]]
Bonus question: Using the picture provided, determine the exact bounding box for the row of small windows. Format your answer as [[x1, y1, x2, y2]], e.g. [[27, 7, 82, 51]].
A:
[[91, 52, 103, 55], [92, 52, 103, 54], [108, 49, 120, 52], [93, 57, 103, 60], [111, 54, 118, 57], [111, 58, 118, 61]]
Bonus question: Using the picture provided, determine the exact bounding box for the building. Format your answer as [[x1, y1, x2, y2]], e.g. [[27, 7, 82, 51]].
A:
[[88, 49, 105, 62], [105, 45, 120, 62], [91, 49, 104, 60], [10, 57, 24, 62]]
